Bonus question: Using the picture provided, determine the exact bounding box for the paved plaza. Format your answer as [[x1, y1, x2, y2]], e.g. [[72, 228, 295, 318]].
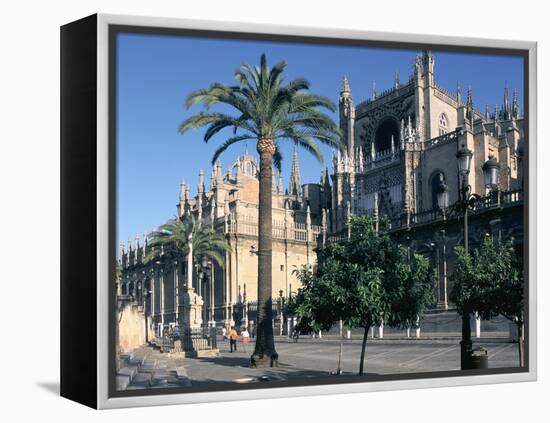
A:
[[119, 335, 520, 390]]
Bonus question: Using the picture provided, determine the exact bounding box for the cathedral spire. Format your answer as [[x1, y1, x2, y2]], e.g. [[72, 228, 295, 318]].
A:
[[457, 81, 462, 104], [512, 88, 519, 119], [485, 103, 490, 121], [216, 159, 223, 183], [197, 170, 204, 218], [179, 177, 186, 202], [494, 104, 500, 136], [289, 144, 301, 196], [372, 80, 377, 100], [185, 184, 191, 204], [421, 50, 435, 86], [341, 75, 352, 96], [143, 230, 148, 257], [119, 240, 125, 263], [198, 168, 205, 194], [466, 86, 474, 122], [503, 83, 511, 120], [210, 167, 216, 189], [178, 177, 186, 217]]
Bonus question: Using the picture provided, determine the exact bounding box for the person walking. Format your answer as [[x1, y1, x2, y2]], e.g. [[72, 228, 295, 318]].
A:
[[228, 327, 238, 353], [241, 327, 250, 352], [222, 326, 227, 341]]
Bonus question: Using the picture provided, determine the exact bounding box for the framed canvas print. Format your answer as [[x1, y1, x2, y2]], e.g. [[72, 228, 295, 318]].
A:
[[60, 13, 537, 409]]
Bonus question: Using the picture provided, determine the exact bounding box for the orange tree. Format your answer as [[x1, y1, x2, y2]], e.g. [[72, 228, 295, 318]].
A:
[[293, 215, 436, 375], [451, 238, 524, 366]]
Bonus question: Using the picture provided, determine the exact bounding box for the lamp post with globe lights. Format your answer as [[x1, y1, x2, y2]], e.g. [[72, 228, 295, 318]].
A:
[[436, 146, 499, 369]]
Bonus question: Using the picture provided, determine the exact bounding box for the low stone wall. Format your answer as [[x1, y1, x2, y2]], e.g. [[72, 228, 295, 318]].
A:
[[118, 303, 146, 353]]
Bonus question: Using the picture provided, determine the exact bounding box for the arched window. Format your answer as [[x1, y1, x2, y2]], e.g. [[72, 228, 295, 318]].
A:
[[439, 113, 448, 136], [245, 162, 252, 176]]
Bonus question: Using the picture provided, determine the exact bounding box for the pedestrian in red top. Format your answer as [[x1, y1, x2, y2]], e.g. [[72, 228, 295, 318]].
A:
[[228, 327, 238, 352]]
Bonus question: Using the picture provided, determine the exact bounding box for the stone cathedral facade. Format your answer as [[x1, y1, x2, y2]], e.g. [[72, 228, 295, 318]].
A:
[[331, 50, 523, 234], [119, 51, 525, 335]]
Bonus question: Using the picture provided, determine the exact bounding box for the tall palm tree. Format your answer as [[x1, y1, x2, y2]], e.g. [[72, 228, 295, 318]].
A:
[[179, 54, 342, 367]]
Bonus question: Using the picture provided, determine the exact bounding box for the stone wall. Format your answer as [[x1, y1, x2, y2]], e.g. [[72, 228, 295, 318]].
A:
[[118, 303, 146, 353]]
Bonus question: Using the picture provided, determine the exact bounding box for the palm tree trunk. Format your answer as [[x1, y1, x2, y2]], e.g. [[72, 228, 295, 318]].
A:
[[251, 139, 278, 367], [359, 324, 370, 376]]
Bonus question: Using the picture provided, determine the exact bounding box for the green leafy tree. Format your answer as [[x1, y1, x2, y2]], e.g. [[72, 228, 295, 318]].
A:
[[451, 237, 524, 366], [293, 215, 436, 375], [179, 54, 342, 366]]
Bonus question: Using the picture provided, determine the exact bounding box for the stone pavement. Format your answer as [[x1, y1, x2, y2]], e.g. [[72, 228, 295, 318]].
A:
[[117, 335, 520, 391]]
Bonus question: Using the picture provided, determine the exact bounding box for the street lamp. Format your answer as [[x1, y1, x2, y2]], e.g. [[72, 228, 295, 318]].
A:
[[456, 146, 475, 369], [482, 156, 501, 206], [455, 146, 501, 369], [482, 157, 500, 190], [456, 147, 473, 178]]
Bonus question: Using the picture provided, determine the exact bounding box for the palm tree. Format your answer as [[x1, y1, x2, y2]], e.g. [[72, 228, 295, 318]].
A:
[[179, 54, 342, 367], [146, 215, 229, 276]]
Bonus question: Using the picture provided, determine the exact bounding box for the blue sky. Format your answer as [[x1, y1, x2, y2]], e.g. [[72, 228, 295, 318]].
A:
[[116, 32, 524, 243]]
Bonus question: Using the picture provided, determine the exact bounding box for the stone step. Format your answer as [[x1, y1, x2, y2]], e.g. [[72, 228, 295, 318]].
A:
[[119, 366, 138, 378], [116, 374, 130, 391], [127, 372, 153, 388]]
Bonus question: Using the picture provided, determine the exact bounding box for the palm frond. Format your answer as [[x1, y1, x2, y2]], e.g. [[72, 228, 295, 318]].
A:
[[179, 53, 341, 174], [211, 134, 256, 164]]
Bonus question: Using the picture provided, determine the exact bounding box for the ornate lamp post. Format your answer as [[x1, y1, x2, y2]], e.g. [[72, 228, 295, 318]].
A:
[[456, 146, 475, 369], [198, 255, 209, 326], [456, 146, 503, 369], [438, 147, 498, 369]]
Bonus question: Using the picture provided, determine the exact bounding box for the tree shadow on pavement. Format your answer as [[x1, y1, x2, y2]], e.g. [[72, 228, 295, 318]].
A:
[[196, 355, 251, 368]]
